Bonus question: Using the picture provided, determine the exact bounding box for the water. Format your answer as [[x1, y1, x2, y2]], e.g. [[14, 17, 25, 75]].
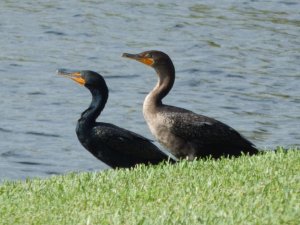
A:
[[0, 0, 299, 182]]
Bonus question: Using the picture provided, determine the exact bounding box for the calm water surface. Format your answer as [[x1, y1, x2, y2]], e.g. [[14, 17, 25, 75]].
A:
[[0, 0, 299, 181]]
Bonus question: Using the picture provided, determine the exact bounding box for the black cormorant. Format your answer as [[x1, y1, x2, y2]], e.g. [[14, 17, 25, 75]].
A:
[[57, 69, 175, 168]]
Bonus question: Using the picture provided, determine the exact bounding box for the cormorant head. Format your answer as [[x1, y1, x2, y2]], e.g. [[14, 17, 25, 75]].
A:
[[57, 69, 108, 94], [122, 50, 173, 69]]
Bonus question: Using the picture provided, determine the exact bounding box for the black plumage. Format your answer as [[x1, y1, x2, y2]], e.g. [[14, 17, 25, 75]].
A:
[[58, 69, 175, 168], [123, 50, 258, 159]]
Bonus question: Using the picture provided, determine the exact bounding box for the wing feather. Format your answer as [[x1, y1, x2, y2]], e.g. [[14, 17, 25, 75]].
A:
[[91, 123, 170, 160]]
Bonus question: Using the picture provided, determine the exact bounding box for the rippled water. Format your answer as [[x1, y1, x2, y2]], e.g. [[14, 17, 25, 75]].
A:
[[0, 0, 299, 181]]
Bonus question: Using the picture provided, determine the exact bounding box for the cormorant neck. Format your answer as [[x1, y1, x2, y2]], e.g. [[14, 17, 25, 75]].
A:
[[145, 62, 175, 108], [80, 88, 107, 125]]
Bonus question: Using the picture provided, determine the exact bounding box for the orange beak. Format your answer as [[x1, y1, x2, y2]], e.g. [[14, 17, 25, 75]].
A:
[[57, 69, 86, 86], [122, 53, 154, 66]]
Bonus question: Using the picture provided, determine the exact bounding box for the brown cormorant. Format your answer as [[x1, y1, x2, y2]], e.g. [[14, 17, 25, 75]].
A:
[[57, 69, 175, 168], [123, 50, 258, 160]]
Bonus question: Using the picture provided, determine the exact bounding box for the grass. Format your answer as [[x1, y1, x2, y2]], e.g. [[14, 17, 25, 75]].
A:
[[0, 148, 299, 225]]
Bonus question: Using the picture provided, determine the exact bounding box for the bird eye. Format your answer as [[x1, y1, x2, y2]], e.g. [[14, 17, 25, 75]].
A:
[[145, 53, 152, 58]]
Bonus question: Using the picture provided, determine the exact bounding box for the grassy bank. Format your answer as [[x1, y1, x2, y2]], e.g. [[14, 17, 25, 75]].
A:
[[0, 149, 299, 225]]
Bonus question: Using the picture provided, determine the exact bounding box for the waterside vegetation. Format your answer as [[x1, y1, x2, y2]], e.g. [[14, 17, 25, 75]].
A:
[[0, 148, 299, 225]]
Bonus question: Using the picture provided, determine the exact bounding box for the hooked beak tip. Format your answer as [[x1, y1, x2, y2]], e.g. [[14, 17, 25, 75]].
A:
[[56, 68, 80, 76], [122, 53, 138, 59]]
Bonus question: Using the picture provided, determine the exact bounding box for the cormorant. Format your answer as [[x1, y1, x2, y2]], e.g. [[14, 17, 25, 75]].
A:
[[123, 50, 258, 160], [57, 69, 175, 168]]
